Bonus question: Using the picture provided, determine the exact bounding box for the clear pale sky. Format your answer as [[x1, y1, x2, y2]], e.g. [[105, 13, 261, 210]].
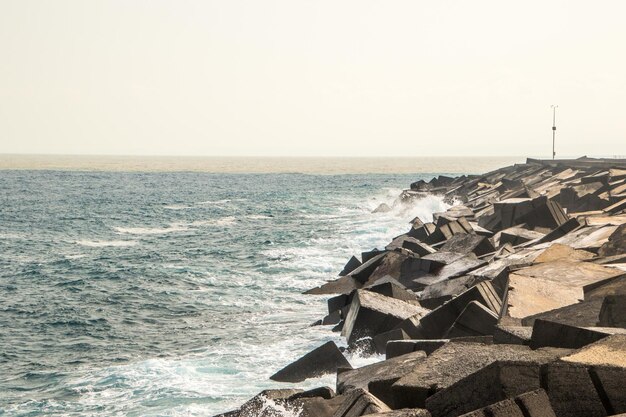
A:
[[1, 1, 624, 157]]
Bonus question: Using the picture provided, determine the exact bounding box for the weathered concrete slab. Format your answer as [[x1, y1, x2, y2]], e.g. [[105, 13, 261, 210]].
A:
[[493, 325, 532, 345], [529, 319, 626, 349], [444, 301, 499, 338], [533, 243, 595, 263], [425, 354, 567, 417], [552, 224, 618, 251], [372, 328, 411, 355], [332, 388, 391, 417], [386, 339, 449, 359], [440, 234, 495, 257], [366, 410, 432, 417], [387, 235, 437, 257], [419, 275, 483, 310], [420, 282, 501, 338], [342, 290, 429, 344], [599, 223, 626, 257], [337, 350, 427, 408], [520, 297, 604, 329], [367, 281, 419, 303], [270, 341, 352, 382], [391, 342, 555, 409], [340, 256, 363, 276], [456, 389, 556, 417], [598, 295, 626, 328], [411, 254, 487, 290], [497, 226, 545, 247]]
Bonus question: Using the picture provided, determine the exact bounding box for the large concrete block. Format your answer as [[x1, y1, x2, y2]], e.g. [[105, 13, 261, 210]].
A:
[[598, 295, 626, 328], [337, 350, 427, 408], [367, 281, 419, 303], [599, 224, 626, 257], [493, 325, 532, 345], [497, 226, 545, 247], [411, 254, 487, 291], [391, 342, 554, 409], [270, 341, 352, 382], [419, 282, 501, 339], [340, 256, 363, 276], [332, 388, 391, 417], [342, 290, 429, 344], [386, 339, 449, 359], [444, 301, 499, 338], [386, 235, 437, 257], [373, 328, 411, 355], [530, 319, 626, 349], [456, 389, 556, 417], [365, 410, 431, 417], [542, 362, 607, 417], [440, 234, 495, 257], [425, 355, 566, 417], [419, 275, 483, 310], [521, 298, 605, 328]]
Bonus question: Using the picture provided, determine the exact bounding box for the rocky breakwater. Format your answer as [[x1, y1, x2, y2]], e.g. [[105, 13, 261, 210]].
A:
[[215, 157, 626, 417]]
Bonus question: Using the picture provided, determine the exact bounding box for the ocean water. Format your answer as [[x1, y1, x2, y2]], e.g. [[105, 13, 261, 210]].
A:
[[0, 169, 452, 416]]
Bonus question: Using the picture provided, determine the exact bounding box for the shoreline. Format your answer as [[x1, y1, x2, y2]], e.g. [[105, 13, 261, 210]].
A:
[[216, 156, 626, 417]]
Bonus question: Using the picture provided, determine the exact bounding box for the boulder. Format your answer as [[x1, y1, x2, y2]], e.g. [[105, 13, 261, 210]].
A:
[[341, 290, 429, 345], [337, 350, 427, 408], [270, 341, 352, 383], [456, 389, 556, 417]]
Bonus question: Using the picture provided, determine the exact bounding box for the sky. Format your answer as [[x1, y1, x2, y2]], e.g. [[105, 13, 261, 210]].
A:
[[0, 0, 625, 157]]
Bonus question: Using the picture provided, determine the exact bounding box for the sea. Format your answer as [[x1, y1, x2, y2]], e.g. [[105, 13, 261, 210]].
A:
[[0, 156, 523, 416]]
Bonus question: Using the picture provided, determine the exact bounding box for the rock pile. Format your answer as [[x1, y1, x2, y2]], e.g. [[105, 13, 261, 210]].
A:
[[215, 157, 626, 417]]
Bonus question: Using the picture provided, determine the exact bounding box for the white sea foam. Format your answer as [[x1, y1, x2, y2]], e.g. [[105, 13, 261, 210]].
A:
[[76, 239, 139, 247], [113, 225, 189, 235], [188, 216, 237, 227], [163, 204, 193, 210]]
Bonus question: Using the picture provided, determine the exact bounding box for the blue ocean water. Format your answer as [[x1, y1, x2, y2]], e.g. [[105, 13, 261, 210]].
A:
[[0, 171, 449, 416]]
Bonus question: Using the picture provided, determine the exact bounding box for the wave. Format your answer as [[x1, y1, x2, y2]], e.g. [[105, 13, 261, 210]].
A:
[[76, 240, 139, 247], [188, 216, 237, 227], [113, 225, 189, 235]]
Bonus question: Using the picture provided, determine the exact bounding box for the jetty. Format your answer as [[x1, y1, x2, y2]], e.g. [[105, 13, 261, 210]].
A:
[[216, 157, 626, 417]]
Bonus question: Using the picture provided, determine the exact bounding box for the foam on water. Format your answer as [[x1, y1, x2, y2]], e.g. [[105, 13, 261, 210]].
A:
[[0, 171, 449, 416]]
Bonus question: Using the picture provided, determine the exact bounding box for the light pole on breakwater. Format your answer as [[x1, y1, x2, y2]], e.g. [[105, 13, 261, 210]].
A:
[[551, 105, 558, 160]]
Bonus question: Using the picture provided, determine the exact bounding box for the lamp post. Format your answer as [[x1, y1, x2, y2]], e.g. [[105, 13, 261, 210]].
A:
[[551, 105, 558, 160]]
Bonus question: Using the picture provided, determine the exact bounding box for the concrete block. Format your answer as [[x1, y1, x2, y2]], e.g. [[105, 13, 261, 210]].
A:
[[598, 295, 626, 328], [425, 357, 565, 417], [340, 256, 363, 276], [386, 339, 449, 359], [440, 234, 495, 257], [373, 328, 411, 355], [420, 282, 501, 339], [444, 301, 499, 338], [391, 342, 558, 409], [342, 290, 429, 344], [270, 341, 352, 382], [493, 325, 532, 345], [521, 298, 605, 328], [530, 319, 626, 349], [332, 388, 391, 417]]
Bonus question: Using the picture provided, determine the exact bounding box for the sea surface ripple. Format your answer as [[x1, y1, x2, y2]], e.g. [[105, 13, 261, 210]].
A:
[[0, 170, 449, 416]]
